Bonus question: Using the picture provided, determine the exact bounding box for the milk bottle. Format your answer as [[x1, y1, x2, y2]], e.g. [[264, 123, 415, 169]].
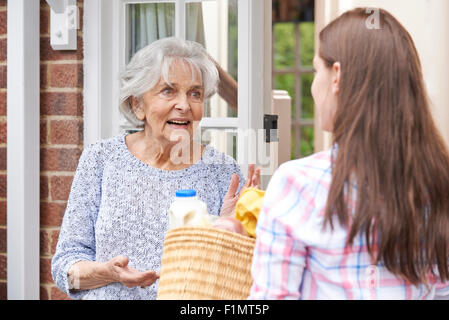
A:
[[168, 189, 212, 229]]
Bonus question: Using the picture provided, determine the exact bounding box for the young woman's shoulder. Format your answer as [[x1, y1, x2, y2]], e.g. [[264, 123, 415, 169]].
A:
[[263, 149, 333, 209], [276, 149, 332, 183], [261, 149, 333, 226]]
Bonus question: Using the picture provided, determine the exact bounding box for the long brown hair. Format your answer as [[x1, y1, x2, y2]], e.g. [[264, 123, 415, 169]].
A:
[[321, 8, 449, 285]]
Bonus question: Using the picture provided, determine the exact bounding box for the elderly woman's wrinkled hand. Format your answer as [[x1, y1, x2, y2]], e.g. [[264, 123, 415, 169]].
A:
[[219, 164, 261, 218], [107, 256, 159, 289]]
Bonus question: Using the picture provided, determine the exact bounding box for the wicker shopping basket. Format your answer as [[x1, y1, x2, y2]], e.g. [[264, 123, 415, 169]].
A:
[[157, 227, 256, 300]]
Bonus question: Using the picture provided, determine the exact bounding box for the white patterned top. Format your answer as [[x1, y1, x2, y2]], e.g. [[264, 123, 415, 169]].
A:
[[51, 133, 244, 300]]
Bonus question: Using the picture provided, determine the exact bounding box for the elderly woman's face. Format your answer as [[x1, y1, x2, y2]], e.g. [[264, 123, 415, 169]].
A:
[[133, 60, 204, 144]]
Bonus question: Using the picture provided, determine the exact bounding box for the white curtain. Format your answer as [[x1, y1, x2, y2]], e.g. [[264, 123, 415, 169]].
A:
[[128, 3, 205, 61], [186, 3, 205, 45], [129, 3, 175, 59]]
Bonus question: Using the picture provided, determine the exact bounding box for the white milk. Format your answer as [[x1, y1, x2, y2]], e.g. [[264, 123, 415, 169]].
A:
[[168, 190, 212, 229]]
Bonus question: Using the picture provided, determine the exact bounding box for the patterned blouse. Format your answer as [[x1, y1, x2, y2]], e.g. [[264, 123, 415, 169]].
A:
[[51, 133, 244, 300]]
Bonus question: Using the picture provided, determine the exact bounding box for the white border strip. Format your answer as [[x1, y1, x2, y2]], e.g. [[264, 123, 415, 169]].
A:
[[83, 0, 102, 147], [237, 0, 268, 175], [7, 0, 40, 300]]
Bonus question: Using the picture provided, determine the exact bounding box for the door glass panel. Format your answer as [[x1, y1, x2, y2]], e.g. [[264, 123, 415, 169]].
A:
[[186, 0, 238, 118], [272, 0, 316, 160], [300, 126, 314, 157], [299, 22, 314, 66], [301, 73, 314, 119], [127, 3, 176, 62], [273, 23, 295, 69]]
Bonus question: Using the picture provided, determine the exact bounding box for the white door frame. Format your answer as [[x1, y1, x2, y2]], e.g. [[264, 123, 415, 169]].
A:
[[237, 0, 271, 176], [6, 0, 40, 300]]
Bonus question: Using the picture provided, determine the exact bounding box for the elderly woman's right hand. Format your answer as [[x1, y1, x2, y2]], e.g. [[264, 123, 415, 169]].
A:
[[214, 164, 261, 236], [68, 256, 159, 291], [220, 164, 261, 218], [107, 256, 159, 289]]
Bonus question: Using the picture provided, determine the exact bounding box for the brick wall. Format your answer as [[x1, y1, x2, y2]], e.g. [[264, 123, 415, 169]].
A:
[[0, 0, 7, 301], [40, 0, 84, 300], [0, 0, 84, 300]]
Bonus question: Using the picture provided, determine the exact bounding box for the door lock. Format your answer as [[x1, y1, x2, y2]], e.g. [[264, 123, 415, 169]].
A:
[[264, 114, 279, 143]]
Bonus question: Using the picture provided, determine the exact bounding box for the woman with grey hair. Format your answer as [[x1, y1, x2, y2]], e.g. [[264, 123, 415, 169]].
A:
[[51, 37, 261, 300]]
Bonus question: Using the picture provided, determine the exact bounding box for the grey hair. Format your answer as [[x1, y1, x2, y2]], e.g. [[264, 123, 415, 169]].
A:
[[119, 37, 219, 128]]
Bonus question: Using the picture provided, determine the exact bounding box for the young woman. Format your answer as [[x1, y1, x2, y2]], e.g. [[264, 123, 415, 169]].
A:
[[248, 8, 449, 299]]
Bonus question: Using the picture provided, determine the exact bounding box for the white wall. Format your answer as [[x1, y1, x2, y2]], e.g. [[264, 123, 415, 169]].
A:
[[315, 0, 449, 149]]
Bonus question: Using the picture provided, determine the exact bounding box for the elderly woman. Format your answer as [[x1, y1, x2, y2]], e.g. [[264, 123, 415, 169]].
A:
[[51, 37, 260, 300]]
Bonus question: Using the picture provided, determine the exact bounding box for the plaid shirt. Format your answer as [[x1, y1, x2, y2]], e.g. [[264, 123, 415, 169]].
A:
[[248, 149, 449, 300]]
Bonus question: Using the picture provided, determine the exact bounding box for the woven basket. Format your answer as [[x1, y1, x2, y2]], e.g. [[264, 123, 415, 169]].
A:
[[157, 227, 256, 300]]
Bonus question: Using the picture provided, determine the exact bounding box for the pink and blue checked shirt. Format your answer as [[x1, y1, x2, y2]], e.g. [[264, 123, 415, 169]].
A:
[[248, 148, 449, 300]]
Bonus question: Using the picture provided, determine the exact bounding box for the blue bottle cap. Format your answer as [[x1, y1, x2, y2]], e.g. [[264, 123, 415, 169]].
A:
[[175, 189, 197, 197]]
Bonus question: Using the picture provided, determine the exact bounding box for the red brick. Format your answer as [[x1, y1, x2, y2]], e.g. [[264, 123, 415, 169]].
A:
[[40, 64, 48, 89], [0, 255, 5, 279], [40, 147, 82, 172], [0, 282, 6, 300], [0, 38, 6, 62], [50, 286, 71, 300], [50, 229, 60, 255], [40, 36, 83, 61], [0, 147, 5, 170], [40, 257, 53, 284], [48, 64, 83, 88], [50, 119, 83, 145], [0, 174, 5, 198], [40, 285, 50, 300], [40, 202, 66, 227], [0, 65, 6, 88], [40, 120, 47, 145], [40, 92, 83, 116], [0, 11, 6, 35], [0, 227, 5, 252], [0, 200, 5, 225], [0, 120, 6, 143], [40, 8, 49, 35], [50, 175, 74, 201], [40, 230, 50, 256], [40, 174, 49, 200], [0, 92, 5, 116]]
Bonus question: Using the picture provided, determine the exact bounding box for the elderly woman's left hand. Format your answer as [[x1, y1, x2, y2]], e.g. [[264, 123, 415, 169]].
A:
[[220, 164, 261, 218]]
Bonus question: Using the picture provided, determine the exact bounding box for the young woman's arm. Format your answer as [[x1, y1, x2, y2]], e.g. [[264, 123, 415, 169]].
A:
[[247, 164, 308, 300]]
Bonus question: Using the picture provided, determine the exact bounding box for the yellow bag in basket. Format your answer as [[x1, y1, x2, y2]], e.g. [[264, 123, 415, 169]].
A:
[[235, 187, 265, 238]]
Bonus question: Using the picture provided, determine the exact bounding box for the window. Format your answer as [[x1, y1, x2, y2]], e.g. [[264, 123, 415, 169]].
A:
[[272, 0, 315, 159]]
